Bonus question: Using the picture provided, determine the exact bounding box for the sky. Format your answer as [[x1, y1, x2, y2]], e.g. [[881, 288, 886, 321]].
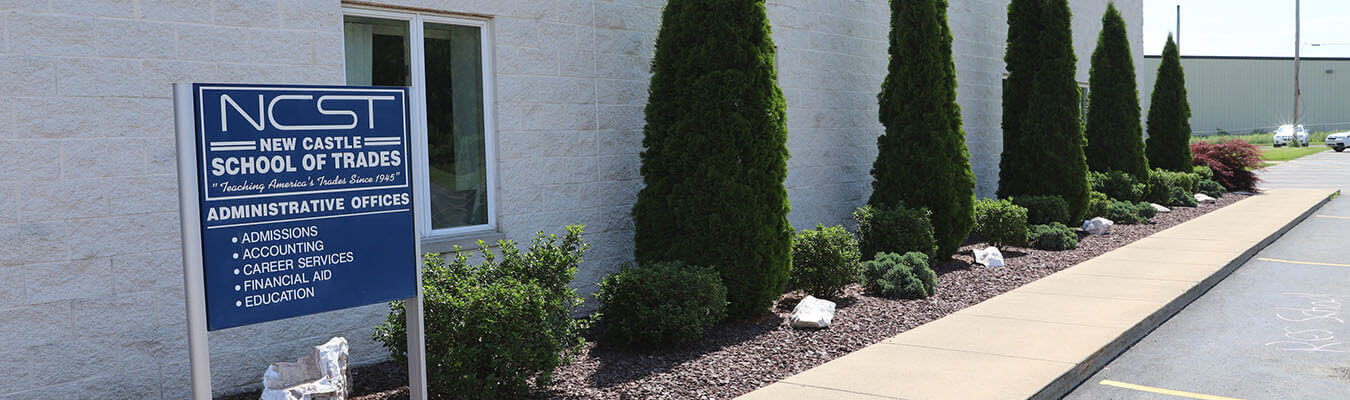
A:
[[1144, 0, 1350, 57]]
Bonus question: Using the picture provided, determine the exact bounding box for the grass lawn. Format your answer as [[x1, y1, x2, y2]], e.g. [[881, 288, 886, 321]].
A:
[[1258, 145, 1328, 166]]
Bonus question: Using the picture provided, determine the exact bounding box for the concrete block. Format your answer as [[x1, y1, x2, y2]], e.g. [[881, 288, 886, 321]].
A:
[[0, 222, 71, 266], [66, 213, 181, 259], [60, 139, 147, 178], [0, 265, 23, 309], [6, 97, 171, 139], [8, 13, 100, 57], [111, 250, 183, 296], [214, 0, 282, 28], [282, 0, 342, 31], [0, 55, 56, 97], [0, 140, 60, 181], [20, 178, 109, 221], [57, 57, 149, 98], [0, 348, 29, 389], [141, 0, 213, 23], [73, 292, 171, 337], [0, 302, 75, 350], [107, 174, 178, 215], [23, 258, 114, 304], [95, 18, 177, 59], [51, 0, 136, 18]]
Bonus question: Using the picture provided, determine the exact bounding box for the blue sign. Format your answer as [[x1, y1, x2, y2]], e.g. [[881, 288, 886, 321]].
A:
[[191, 84, 416, 330]]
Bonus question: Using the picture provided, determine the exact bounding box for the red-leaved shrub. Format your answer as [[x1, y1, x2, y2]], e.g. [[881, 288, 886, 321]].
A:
[[1191, 140, 1262, 192]]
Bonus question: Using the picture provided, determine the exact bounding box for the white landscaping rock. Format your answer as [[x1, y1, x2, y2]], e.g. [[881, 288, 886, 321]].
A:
[[261, 337, 350, 400], [973, 246, 1005, 268], [1083, 217, 1114, 235], [789, 296, 837, 329], [1151, 203, 1171, 213], [1195, 193, 1216, 204]]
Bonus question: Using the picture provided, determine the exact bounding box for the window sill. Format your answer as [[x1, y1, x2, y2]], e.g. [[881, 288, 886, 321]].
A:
[[420, 231, 507, 254]]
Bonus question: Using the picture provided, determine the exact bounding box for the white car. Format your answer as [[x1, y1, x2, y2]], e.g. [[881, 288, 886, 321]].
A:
[[1273, 124, 1309, 147], [1325, 131, 1350, 152]]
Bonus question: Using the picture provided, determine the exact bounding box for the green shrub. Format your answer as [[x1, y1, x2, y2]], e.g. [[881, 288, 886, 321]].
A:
[[853, 204, 937, 261], [1028, 222, 1078, 250], [1198, 179, 1225, 198], [1084, 4, 1148, 181], [1085, 191, 1110, 219], [861, 252, 937, 299], [998, 0, 1091, 221], [595, 261, 728, 348], [869, 0, 976, 260], [374, 226, 589, 398], [974, 198, 1029, 247], [1168, 186, 1198, 207], [1146, 168, 1201, 205], [1104, 199, 1157, 224], [1192, 165, 1215, 181], [1145, 34, 1193, 171], [633, 0, 792, 318], [1089, 170, 1148, 202], [790, 224, 862, 298], [1011, 195, 1070, 225]]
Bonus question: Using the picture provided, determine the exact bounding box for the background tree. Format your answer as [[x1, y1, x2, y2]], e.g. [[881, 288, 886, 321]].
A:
[[632, 0, 792, 318], [870, 0, 975, 259], [1084, 3, 1148, 180], [1146, 34, 1193, 171], [998, 0, 1091, 220]]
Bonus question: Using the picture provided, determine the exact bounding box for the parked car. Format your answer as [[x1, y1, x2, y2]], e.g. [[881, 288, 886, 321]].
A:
[[1273, 124, 1309, 147], [1325, 131, 1350, 152]]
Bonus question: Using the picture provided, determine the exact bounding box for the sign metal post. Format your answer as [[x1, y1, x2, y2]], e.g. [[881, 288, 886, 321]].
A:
[[174, 83, 428, 399]]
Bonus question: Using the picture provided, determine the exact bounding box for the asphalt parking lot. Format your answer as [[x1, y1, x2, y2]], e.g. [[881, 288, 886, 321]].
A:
[[1064, 151, 1350, 399]]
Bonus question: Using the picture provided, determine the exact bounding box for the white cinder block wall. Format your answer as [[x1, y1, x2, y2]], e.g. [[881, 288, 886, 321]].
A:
[[0, 0, 1140, 397]]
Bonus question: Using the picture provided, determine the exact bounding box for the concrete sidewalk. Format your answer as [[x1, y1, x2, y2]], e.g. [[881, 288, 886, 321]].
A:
[[739, 189, 1337, 400]]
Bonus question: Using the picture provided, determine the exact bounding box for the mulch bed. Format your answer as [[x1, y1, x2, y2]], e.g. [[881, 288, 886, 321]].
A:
[[219, 193, 1250, 400]]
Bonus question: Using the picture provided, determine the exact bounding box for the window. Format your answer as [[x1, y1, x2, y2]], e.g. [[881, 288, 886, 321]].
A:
[[342, 8, 496, 238]]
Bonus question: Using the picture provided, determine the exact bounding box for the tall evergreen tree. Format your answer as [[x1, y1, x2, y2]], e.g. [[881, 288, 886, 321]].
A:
[[998, 0, 1091, 220], [632, 0, 792, 318], [870, 0, 975, 259], [1145, 34, 1193, 171], [1084, 3, 1148, 180]]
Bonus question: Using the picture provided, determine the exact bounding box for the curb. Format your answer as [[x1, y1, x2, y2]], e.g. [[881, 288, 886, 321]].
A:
[[1034, 189, 1339, 399]]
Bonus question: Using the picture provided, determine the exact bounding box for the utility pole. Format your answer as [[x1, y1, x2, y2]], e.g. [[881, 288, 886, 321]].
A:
[[1293, 0, 1302, 147], [1176, 4, 1181, 49]]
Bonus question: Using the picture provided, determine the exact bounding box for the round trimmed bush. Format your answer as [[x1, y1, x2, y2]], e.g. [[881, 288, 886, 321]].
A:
[[1089, 170, 1147, 202], [1104, 199, 1157, 224], [1011, 195, 1070, 225], [861, 251, 936, 299], [374, 227, 590, 397], [1028, 222, 1078, 251], [1146, 168, 1201, 205], [974, 198, 1029, 247], [853, 203, 937, 261], [1198, 179, 1225, 198], [1085, 191, 1110, 220], [790, 224, 862, 299], [595, 261, 728, 348]]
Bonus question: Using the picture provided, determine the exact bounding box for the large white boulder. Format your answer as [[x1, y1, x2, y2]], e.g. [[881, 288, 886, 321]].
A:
[[1151, 203, 1171, 213], [789, 295, 837, 329], [1083, 217, 1114, 235], [1195, 193, 1216, 204], [261, 337, 350, 400], [974, 246, 1005, 268]]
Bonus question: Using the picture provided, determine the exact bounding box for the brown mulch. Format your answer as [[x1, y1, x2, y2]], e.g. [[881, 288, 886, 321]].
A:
[[219, 194, 1250, 400]]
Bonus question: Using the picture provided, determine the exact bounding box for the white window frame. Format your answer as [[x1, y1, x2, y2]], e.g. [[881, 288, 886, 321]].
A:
[[341, 6, 499, 240]]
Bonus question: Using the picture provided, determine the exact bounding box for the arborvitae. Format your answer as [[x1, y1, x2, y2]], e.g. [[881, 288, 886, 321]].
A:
[[1085, 3, 1148, 180], [998, 0, 1091, 220], [1145, 34, 1193, 171], [870, 0, 975, 259], [632, 0, 792, 318]]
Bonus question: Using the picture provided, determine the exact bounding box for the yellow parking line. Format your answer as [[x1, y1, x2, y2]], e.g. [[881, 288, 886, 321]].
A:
[[1256, 257, 1350, 268], [1315, 214, 1350, 220], [1098, 380, 1243, 400]]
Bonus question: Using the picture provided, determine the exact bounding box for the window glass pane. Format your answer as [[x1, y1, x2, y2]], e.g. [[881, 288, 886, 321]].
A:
[[423, 22, 487, 230], [343, 16, 410, 86]]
